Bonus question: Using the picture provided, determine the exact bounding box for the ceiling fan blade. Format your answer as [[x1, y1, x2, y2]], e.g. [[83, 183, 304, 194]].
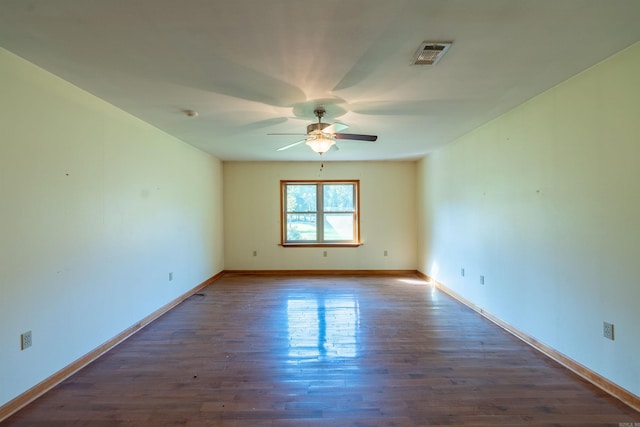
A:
[[334, 133, 377, 142], [276, 140, 306, 151], [323, 122, 349, 134], [334, 122, 349, 132], [268, 133, 307, 136]]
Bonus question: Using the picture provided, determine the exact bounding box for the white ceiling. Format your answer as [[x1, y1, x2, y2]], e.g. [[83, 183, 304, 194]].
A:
[[1, 0, 639, 161]]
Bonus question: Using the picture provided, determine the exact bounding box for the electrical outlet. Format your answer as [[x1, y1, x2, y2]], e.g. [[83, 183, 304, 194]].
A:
[[21, 331, 32, 350], [384, 250, 388, 257], [323, 251, 327, 257], [480, 275, 485, 285], [461, 268, 465, 277], [168, 272, 173, 281], [603, 322, 614, 340], [253, 250, 257, 257]]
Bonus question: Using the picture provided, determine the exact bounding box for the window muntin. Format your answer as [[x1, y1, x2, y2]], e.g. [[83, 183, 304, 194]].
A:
[[281, 180, 360, 246]]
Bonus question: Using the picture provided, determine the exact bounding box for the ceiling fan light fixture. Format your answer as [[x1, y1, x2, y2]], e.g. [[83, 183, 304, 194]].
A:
[[306, 134, 335, 154], [270, 105, 376, 154], [411, 41, 452, 65]]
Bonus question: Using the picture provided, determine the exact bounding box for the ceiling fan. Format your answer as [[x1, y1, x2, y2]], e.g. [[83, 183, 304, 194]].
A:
[[268, 107, 377, 154]]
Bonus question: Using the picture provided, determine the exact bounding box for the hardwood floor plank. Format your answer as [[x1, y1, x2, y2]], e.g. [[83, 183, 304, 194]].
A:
[[3, 274, 639, 426]]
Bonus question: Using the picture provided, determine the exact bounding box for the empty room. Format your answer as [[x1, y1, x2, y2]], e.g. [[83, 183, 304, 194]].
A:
[[1, 1, 639, 425]]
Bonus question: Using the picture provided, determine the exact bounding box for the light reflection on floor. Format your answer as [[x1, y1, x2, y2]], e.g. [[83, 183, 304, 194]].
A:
[[396, 277, 439, 301], [287, 294, 360, 360], [396, 278, 429, 286]]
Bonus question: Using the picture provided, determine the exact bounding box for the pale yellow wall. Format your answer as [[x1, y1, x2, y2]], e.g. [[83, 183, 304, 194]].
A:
[[0, 47, 224, 406], [224, 161, 417, 270], [417, 42, 640, 396]]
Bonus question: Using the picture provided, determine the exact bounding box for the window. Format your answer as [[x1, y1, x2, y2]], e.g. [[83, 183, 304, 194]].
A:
[[281, 180, 360, 246]]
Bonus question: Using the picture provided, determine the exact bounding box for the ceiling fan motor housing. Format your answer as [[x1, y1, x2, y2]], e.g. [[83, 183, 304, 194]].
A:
[[307, 122, 331, 134]]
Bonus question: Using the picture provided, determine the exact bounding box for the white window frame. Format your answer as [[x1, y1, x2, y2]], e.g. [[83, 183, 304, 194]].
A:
[[280, 180, 361, 247]]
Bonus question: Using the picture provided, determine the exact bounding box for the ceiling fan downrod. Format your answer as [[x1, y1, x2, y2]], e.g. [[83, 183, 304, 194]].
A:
[[307, 107, 331, 134], [314, 107, 325, 122]]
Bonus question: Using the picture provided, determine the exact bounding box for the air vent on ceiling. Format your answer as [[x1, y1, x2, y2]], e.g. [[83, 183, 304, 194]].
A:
[[411, 41, 452, 65]]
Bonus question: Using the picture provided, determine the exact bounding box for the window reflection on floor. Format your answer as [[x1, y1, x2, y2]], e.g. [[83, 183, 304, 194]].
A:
[[287, 295, 360, 360]]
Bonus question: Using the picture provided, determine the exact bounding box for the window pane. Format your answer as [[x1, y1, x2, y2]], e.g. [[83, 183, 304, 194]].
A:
[[281, 180, 359, 245], [287, 213, 317, 241], [323, 184, 353, 212], [286, 184, 317, 212], [324, 213, 354, 241]]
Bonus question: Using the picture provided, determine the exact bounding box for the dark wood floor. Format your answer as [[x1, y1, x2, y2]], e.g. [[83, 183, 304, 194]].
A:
[[4, 274, 639, 426]]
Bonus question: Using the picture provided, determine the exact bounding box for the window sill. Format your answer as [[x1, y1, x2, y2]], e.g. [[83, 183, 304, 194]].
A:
[[280, 242, 363, 248]]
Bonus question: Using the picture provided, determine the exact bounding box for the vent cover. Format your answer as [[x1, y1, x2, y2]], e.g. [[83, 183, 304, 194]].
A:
[[411, 42, 452, 65]]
